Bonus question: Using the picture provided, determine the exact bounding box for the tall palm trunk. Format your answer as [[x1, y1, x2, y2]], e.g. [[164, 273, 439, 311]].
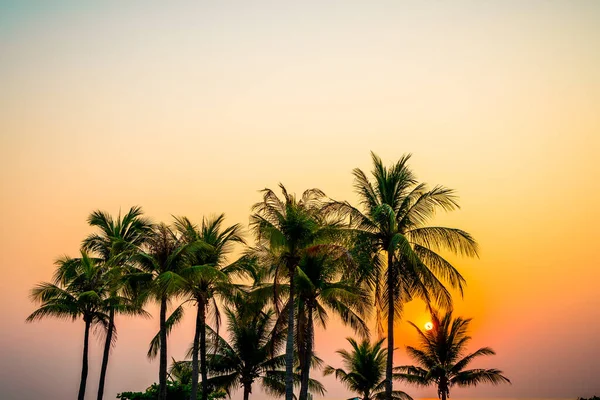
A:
[[439, 378, 449, 400], [78, 317, 92, 400], [190, 298, 205, 400], [200, 301, 208, 400], [298, 304, 314, 400], [243, 384, 251, 400], [385, 251, 394, 400], [97, 306, 115, 400], [159, 296, 168, 400], [284, 264, 296, 400]]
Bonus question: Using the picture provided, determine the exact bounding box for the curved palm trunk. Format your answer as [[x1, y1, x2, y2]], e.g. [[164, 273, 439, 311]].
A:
[[78, 318, 92, 400], [97, 307, 115, 400], [385, 251, 394, 400], [159, 296, 168, 400], [284, 264, 296, 400], [298, 305, 314, 400]]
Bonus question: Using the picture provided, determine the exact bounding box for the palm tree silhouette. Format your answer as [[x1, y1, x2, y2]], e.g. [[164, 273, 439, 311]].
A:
[[173, 214, 245, 400], [206, 294, 293, 400], [136, 224, 194, 400], [250, 184, 336, 400], [82, 206, 152, 400], [27, 251, 109, 400], [326, 152, 478, 400], [295, 248, 370, 400], [395, 310, 510, 400], [324, 337, 412, 400]]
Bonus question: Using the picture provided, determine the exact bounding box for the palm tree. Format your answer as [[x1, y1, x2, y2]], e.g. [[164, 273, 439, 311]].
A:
[[395, 310, 510, 400], [26, 251, 109, 400], [204, 294, 286, 400], [250, 184, 338, 400], [326, 152, 479, 400], [323, 338, 412, 400], [136, 224, 193, 400], [295, 249, 370, 400], [82, 206, 152, 400], [173, 214, 245, 400], [188, 293, 325, 400], [169, 358, 194, 386]]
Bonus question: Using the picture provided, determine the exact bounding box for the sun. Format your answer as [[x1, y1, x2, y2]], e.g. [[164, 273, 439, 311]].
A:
[[424, 322, 433, 331]]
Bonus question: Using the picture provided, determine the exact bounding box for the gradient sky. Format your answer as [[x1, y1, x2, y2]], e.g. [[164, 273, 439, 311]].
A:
[[1, 1, 599, 399]]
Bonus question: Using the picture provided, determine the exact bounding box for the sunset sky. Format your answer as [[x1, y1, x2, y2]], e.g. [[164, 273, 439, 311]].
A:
[[1, 1, 599, 399]]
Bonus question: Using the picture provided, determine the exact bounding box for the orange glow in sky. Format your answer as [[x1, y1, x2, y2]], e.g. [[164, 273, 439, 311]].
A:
[[1, 2, 599, 400]]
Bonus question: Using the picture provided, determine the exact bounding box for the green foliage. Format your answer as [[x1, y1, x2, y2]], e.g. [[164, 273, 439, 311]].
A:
[[326, 152, 479, 331], [249, 184, 339, 399], [325, 152, 479, 400], [116, 382, 226, 400], [27, 251, 109, 328], [27, 153, 493, 400], [324, 338, 412, 400]]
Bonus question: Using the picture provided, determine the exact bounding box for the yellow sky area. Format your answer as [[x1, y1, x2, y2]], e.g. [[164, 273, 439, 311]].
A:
[[1, 1, 599, 400]]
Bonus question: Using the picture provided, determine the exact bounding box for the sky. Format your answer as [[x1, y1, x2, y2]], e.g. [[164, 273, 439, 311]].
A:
[[1, 1, 599, 399]]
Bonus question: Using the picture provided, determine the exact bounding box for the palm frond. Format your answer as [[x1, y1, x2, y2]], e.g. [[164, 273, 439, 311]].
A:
[[451, 368, 511, 387], [147, 304, 185, 359]]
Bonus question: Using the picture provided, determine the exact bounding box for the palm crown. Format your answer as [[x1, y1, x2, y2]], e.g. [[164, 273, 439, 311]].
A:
[[395, 310, 510, 400], [250, 184, 340, 400], [203, 294, 289, 400], [324, 338, 412, 400], [28, 251, 109, 325]]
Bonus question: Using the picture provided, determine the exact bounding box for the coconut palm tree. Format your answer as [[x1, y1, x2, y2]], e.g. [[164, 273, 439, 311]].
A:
[[173, 214, 245, 400], [295, 249, 370, 400], [250, 184, 339, 400], [183, 293, 324, 400], [326, 152, 479, 400], [394, 310, 510, 400], [136, 224, 193, 400], [82, 206, 153, 400], [204, 294, 286, 400], [26, 251, 109, 400], [323, 338, 412, 400]]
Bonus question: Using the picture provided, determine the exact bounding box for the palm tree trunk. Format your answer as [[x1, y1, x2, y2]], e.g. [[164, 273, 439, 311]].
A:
[[284, 264, 296, 400], [439, 379, 449, 400], [243, 384, 251, 400], [385, 251, 394, 400], [159, 296, 168, 400], [97, 307, 115, 400], [190, 298, 203, 400], [298, 305, 314, 400], [78, 317, 91, 400], [200, 301, 208, 400]]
